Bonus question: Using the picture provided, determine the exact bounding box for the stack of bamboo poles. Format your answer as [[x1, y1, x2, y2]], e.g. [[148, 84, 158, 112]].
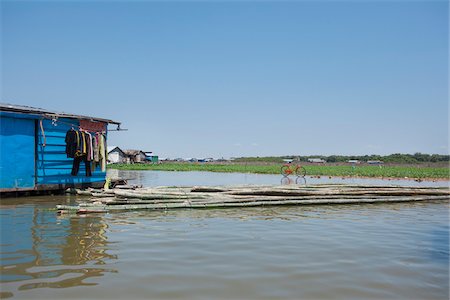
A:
[[57, 184, 450, 214]]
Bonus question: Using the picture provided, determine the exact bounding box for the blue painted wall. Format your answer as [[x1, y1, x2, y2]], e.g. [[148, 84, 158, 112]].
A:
[[37, 118, 106, 186], [0, 116, 36, 189], [0, 112, 107, 190]]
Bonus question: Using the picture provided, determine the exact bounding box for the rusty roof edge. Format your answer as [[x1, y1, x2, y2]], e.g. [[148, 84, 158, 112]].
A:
[[43, 112, 121, 125], [0, 103, 121, 125]]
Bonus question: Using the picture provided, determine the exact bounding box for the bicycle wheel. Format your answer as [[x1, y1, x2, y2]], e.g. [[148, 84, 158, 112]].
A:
[[281, 165, 291, 177], [295, 176, 307, 185], [295, 166, 306, 177], [281, 177, 293, 185]]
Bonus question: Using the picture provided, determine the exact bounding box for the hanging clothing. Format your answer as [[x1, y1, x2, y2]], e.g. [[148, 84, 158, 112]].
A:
[[93, 135, 99, 162], [89, 133, 94, 161], [75, 131, 85, 157], [85, 132, 93, 161], [81, 132, 87, 154], [71, 154, 92, 177], [65, 128, 107, 175], [98, 134, 107, 172], [65, 130, 78, 158]]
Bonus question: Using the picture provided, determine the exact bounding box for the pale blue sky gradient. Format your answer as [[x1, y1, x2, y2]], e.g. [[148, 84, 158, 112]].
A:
[[2, 1, 448, 158]]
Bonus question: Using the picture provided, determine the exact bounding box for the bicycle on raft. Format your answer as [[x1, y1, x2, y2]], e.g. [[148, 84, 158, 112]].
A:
[[281, 160, 306, 184]]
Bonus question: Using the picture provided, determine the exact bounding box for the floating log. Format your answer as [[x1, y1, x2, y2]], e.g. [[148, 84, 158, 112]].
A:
[[75, 189, 94, 196], [113, 189, 206, 200], [91, 192, 115, 198], [57, 195, 449, 213], [191, 186, 229, 193], [114, 185, 142, 190], [56, 184, 450, 214]]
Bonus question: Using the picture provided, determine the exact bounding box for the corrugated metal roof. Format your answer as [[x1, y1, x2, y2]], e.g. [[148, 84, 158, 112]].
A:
[[108, 146, 126, 155], [0, 103, 121, 125]]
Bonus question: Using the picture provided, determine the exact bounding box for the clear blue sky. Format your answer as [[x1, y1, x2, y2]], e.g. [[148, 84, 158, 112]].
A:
[[2, 0, 448, 158]]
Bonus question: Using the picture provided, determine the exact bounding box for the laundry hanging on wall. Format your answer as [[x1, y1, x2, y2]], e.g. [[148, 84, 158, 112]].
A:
[[65, 123, 107, 176]]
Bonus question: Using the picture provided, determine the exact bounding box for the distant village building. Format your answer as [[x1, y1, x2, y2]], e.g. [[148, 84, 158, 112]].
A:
[[308, 158, 326, 163], [107, 146, 126, 164], [348, 160, 360, 164], [144, 151, 159, 163], [124, 150, 147, 164], [197, 158, 214, 163], [108, 148, 157, 164]]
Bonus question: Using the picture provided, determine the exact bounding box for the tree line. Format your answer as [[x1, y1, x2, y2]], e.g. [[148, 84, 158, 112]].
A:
[[233, 153, 450, 164]]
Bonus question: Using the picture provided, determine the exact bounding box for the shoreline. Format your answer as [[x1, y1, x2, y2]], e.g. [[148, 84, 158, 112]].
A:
[[108, 164, 450, 183], [307, 174, 449, 183]]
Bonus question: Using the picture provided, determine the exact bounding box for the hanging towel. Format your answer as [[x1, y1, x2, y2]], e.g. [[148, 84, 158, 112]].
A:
[[98, 134, 107, 172], [85, 132, 93, 161], [93, 134, 99, 162]]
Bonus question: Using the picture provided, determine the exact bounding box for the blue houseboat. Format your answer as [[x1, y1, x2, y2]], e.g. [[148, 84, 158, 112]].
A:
[[0, 103, 121, 194]]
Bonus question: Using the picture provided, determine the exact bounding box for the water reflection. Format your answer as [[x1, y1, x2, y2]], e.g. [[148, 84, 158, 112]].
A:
[[0, 171, 449, 300], [106, 200, 449, 224], [430, 225, 450, 264], [109, 169, 449, 188], [0, 200, 117, 297], [280, 176, 307, 185]]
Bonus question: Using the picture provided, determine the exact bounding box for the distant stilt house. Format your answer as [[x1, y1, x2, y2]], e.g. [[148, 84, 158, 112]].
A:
[[348, 160, 360, 164], [144, 151, 159, 163], [307, 158, 326, 163], [0, 103, 121, 194], [124, 150, 147, 164], [107, 146, 126, 164]]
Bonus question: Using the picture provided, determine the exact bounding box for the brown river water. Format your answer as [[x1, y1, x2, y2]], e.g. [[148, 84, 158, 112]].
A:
[[1, 171, 449, 299]]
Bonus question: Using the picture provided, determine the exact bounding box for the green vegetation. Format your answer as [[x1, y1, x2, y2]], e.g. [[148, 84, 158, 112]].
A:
[[233, 153, 450, 164], [109, 163, 449, 179]]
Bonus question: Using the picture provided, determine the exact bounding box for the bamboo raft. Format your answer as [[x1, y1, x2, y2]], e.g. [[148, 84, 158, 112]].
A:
[[57, 184, 450, 214]]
